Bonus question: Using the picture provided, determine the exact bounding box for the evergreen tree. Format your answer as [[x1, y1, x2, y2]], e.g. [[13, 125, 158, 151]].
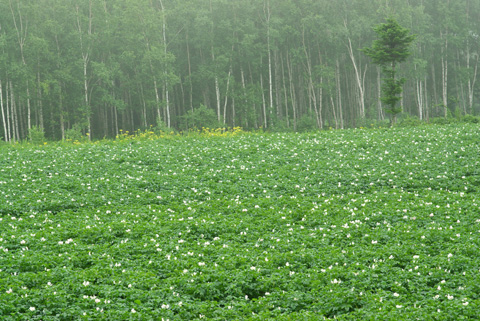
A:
[[363, 18, 416, 125]]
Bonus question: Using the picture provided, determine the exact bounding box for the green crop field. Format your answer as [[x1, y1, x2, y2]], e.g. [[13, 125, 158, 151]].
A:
[[1, 124, 480, 320]]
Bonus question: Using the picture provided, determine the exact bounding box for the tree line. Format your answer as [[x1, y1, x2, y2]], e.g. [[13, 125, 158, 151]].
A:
[[1, 0, 479, 141]]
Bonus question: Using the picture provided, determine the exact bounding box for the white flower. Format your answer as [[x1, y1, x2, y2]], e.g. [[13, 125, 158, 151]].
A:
[[447, 294, 454, 300], [413, 255, 419, 259], [6, 288, 12, 294], [83, 281, 90, 286], [447, 253, 453, 258], [393, 293, 399, 297], [131, 308, 136, 313], [250, 266, 256, 271], [29, 307, 35, 311], [396, 305, 402, 308], [463, 302, 469, 306]]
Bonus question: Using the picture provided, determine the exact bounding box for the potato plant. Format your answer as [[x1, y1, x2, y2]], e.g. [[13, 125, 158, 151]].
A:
[[1, 124, 479, 320]]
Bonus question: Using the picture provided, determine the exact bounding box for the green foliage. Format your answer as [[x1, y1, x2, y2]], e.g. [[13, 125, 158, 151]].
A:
[[3, 0, 480, 141], [1, 124, 480, 319], [64, 124, 89, 143], [430, 117, 453, 125], [180, 104, 223, 130], [295, 112, 318, 132], [269, 115, 292, 133], [355, 117, 390, 129], [396, 114, 424, 127], [363, 18, 416, 67], [27, 126, 46, 144], [154, 117, 177, 135], [429, 114, 480, 125], [461, 114, 480, 124]]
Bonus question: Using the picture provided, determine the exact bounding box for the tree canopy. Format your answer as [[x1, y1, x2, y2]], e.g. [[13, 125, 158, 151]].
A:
[[363, 18, 415, 67]]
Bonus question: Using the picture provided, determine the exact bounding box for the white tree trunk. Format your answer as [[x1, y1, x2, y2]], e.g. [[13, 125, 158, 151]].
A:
[[186, 31, 193, 112], [215, 74, 221, 123], [9, 0, 31, 133], [302, 29, 321, 128], [441, 31, 448, 117], [159, 0, 170, 128], [345, 32, 365, 119], [0, 80, 8, 142], [331, 96, 338, 130], [83, 57, 91, 137], [240, 67, 249, 128], [60, 89, 65, 140], [467, 49, 479, 114], [281, 55, 289, 128], [424, 76, 429, 122], [260, 72, 267, 128], [223, 67, 232, 125], [286, 53, 296, 131], [265, 0, 273, 128], [416, 79, 424, 120], [336, 59, 344, 129], [377, 66, 384, 121], [10, 82, 19, 142], [75, 1, 93, 139], [6, 81, 11, 142]]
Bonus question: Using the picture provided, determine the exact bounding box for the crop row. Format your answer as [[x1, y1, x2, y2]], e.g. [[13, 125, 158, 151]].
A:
[[1, 124, 479, 320]]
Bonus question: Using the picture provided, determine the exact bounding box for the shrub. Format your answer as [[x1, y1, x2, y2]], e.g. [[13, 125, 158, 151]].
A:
[[27, 126, 46, 144], [65, 124, 88, 143], [296, 112, 318, 132], [180, 104, 223, 130], [397, 114, 424, 127], [269, 116, 292, 133], [461, 114, 480, 124], [429, 117, 453, 125]]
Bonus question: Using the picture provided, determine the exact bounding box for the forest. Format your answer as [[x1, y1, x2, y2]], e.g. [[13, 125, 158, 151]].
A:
[[1, 0, 479, 141]]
